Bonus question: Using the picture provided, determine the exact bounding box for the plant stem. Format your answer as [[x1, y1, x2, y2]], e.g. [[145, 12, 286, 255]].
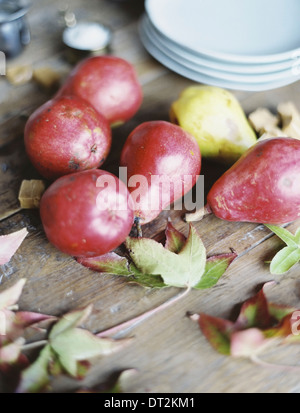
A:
[[134, 216, 143, 238], [22, 339, 48, 352], [250, 354, 300, 371], [97, 287, 192, 339]]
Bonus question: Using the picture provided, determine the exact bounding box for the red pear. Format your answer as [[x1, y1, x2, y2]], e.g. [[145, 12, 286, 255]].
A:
[[57, 55, 143, 126], [205, 137, 300, 225], [120, 121, 201, 224], [24, 95, 111, 181]]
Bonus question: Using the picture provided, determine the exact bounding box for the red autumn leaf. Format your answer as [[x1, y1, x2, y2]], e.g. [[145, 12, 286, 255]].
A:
[[77, 252, 132, 276], [164, 220, 186, 253], [196, 283, 300, 364], [235, 286, 273, 330], [198, 313, 234, 355]]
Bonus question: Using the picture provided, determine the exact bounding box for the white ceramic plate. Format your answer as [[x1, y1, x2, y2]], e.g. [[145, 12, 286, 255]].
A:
[[139, 19, 300, 91], [143, 16, 296, 75], [142, 15, 297, 83], [145, 0, 300, 63]]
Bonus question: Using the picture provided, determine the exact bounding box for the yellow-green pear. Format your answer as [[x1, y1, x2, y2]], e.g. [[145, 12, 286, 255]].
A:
[[170, 85, 257, 164]]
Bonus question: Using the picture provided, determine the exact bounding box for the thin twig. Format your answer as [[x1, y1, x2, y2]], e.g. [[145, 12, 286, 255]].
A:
[[98, 287, 192, 339], [250, 354, 300, 371], [134, 216, 143, 238]]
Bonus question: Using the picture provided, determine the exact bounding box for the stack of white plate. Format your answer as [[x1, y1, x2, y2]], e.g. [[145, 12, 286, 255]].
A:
[[139, 0, 300, 91]]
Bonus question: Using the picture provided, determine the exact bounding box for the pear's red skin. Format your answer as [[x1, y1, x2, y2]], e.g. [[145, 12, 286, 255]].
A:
[[57, 55, 143, 125], [40, 169, 134, 258], [207, 137, 300, 225], [120, 120, 201, 224], [24, 95, 111, 181]]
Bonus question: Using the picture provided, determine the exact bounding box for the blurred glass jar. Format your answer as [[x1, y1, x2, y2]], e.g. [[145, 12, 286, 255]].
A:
[[0, 0, 30, 58]]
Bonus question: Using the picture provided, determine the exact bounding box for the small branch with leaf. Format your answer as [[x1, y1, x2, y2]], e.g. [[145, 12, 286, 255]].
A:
[[265, 224, 300, 274]]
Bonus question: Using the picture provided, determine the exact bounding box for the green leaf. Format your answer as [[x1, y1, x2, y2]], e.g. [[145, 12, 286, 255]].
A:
[[126, 237, 183, 287], [17, 344, 53, 393], [16, 304, 131, 392], [49, 306, 92, 340], [126, 224, 206, 288], [76, 223, 234, 291], [51, 328, 129, 378], [270, 246, 300, 275], [127, 263, 166, 289], [194, 253, 237, 289], [176, 225, 207, 288], [265, 224, 298, 248]]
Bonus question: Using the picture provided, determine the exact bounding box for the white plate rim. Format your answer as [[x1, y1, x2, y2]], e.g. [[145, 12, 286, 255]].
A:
[[139, 20, 300, 91], [142, 15, 297, 82], [142, 16, 297, 74], [145, 0, 300, 64]]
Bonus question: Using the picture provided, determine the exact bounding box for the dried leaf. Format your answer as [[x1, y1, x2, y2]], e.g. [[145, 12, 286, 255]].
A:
[[77, 252, 132, 276], [197, 284, 300, 363], [0, 229, 28, 265]]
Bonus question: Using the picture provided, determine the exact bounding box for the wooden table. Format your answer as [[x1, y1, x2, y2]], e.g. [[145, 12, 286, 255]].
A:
[[1, 0, 300, 393]]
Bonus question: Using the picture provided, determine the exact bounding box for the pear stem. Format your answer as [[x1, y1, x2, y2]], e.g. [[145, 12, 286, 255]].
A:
[[185, 204, 212, 222], [97, 287, 191, 339], [134, 216, 143, 238]]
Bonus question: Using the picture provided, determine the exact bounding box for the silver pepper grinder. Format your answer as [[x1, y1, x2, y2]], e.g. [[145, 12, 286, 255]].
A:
[[0, 0, 30, 58]]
